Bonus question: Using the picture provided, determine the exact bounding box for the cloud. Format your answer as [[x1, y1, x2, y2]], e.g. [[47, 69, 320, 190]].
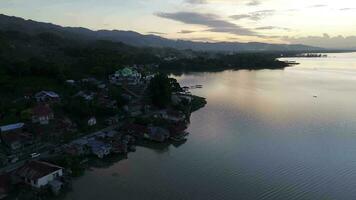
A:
[[285, 34, 356, 49], [339, 8, 356, 11], [156, 11, 258, 36], [308, 4, 327, 8], [230, 9, 275, 21], [185, 0, 261, 6], [178, 30, 197, 34], [185, 0, 207, 4], [246, 0, 260, 6], [147, 31, 166, 35], [255, 26, 290, 31]]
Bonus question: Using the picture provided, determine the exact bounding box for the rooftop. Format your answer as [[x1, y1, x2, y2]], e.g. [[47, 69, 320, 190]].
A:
[[16, 161, 62, 180], [36, 91, 60, 98], [0, 123, 25, 132]]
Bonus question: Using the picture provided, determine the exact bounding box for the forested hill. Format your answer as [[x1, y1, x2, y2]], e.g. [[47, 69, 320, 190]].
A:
[[0, 14, 322, 52]]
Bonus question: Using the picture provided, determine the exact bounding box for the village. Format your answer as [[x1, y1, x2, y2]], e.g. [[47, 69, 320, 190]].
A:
[[0, 65, 206, 199]]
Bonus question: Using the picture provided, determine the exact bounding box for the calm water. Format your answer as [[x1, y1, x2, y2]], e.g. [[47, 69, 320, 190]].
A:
[[65, 52, 356, 200]]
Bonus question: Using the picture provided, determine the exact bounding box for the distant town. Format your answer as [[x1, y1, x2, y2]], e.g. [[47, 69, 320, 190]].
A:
[[0, 65, 206, 199]]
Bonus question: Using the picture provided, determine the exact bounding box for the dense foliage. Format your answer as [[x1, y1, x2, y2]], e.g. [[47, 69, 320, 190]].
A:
[[148, 73, 172, 108], [159, 53, 289, 74], [0, 29, 290, 101]]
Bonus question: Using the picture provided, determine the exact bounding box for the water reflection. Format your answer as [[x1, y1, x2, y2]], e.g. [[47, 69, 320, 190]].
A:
[[65, 52, 356, 200]]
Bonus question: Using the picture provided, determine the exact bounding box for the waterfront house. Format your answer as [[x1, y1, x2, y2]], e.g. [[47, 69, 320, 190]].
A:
[[87, 140, 112, 158], [15, 161, 63, 188], [146, 127, 170, 142], [32, 104, 54, 125], [34, 91, 60, 103], [172, 93, 193, 105], [121, 123, 148, 139], [155, 110, 186, 123]]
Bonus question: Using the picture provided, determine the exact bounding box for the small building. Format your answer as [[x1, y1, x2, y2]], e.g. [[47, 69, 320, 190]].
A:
[[88, 117, 97, 126], [15, 161, 63, 188], [34, 91, 60, 103], [109, 67, 142, 86], [65, 80, 75, 85], [0, 123, 25, 134], [105, 116, 119, 126], [87, 140, 112, 158], [171, 93, 193, 105], [75, 91, 95, 101], [0, 123, 32, 151], [32, 104, 54, 125], [146, 127, 170, 142], [155, 110, 186, 123]]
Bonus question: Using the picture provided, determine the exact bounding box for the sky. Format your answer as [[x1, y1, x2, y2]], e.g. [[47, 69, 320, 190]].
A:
[[0, 0, 355, 48]]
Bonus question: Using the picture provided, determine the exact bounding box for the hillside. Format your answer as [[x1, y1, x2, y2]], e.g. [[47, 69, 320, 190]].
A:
[[0, 14, 322, 52]]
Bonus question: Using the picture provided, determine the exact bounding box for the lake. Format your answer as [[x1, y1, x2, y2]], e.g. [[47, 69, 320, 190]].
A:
[[65, 52, 356, 200]]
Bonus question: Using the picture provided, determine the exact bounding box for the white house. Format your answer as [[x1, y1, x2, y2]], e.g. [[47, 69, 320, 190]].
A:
[[88, 117, 97, 126], [15, 161, 63, 188]]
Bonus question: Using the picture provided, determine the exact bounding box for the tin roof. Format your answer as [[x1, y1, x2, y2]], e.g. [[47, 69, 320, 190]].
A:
[[16, 161, 62, 180], [0, 123, 25, 132]]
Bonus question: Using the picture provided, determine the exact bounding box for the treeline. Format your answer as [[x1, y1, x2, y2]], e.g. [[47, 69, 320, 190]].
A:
[[159, 53, 288, 74], [0, 30, 162, 80], [0, 29, 291, 98]]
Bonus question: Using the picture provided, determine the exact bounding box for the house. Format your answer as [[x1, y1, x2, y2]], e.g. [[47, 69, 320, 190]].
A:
[[171, 93, 193, 105], [105, 116, 119, 126], [64, 144, 86, 156], [97, 83, 106, 90], [65, 80, 75, 85], [75, 91, 95, 101], [87, 140, 112, 158], [32, 104, 54, 125], [88, 117, 97, 126], [109, 67, 142, 85], [15, 161, 63, 188], [55, 118, 77, 134], [121, 123, 148, 139], [82, 77, 101, 86], [0, 123, 25, 134], [155, 110, 186, 123], [34, 91, 60, 103], [146, 127, 170, 142], [0, 123, 32, 151], [1, 131, 33, 151]]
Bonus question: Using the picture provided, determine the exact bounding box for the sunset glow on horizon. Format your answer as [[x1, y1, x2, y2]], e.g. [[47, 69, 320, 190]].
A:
[[1, 0, 355, 48]]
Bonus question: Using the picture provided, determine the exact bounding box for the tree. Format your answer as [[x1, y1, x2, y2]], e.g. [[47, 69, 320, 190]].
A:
[[148, 73, 172, 108]]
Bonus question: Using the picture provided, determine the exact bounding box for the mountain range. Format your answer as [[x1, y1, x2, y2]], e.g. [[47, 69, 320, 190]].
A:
[[0, 14, 322, 52]]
